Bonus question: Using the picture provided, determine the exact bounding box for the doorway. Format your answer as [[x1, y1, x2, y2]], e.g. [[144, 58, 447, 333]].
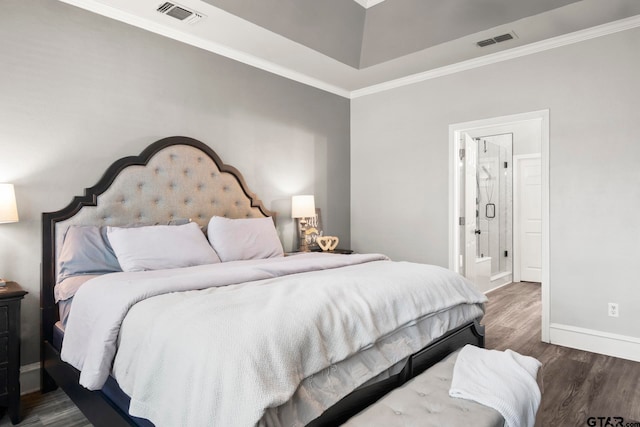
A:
[[449, 110, 550, 342]]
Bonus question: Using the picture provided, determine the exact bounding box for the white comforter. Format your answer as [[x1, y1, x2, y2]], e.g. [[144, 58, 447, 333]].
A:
[[62, 253, 486, 427]]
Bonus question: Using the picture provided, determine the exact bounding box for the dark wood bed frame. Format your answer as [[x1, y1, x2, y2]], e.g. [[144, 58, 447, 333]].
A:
[[40, 136, 485, 426]]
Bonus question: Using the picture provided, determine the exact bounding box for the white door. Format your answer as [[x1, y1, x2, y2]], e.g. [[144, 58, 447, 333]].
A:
[[517, 156, 542, 282], [463, 133, 478, 282]]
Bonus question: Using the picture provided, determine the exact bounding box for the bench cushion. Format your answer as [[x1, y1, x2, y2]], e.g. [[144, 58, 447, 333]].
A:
[[343, 350, 504, 427]]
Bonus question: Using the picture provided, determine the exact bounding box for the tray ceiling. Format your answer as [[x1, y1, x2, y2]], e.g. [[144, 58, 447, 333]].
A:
[[58, 0, 640, 96], [201, 0, 585, 68]]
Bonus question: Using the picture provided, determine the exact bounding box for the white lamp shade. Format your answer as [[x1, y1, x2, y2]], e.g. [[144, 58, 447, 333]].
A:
[[291, 195, 316, 218], [0, 184, 19, 224]]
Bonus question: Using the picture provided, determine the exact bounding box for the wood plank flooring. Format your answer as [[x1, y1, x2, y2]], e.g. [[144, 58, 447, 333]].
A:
[[2, 281, 639, 426], [0, 388, 90, 427], [483, 281, 640, 427]]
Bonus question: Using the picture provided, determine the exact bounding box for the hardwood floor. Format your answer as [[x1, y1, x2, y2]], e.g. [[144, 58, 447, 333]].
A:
[[483, 281, 640, 427], [3, 281, 639, 426], [0, 388, 90, 427]]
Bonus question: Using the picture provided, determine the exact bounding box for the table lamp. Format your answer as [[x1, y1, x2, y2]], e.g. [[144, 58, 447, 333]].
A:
[[291, 195, 315, 252], [0, 184, 19, 286]]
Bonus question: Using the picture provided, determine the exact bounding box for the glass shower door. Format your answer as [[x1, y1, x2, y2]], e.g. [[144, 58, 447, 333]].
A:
[[476, 134, 513, 278]]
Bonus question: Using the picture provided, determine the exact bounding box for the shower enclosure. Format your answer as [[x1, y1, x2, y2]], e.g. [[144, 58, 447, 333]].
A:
[[476, 134, 513, 284]]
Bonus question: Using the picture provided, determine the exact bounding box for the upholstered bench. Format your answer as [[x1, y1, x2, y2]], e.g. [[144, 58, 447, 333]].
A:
[[342, 349, 504, 427]]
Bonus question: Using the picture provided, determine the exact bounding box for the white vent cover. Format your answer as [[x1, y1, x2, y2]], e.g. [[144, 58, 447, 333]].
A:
[[157, 2, 205, 24]]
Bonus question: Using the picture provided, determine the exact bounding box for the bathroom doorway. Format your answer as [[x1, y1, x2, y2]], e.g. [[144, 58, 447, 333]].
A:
[[449, 110, 550, 342]]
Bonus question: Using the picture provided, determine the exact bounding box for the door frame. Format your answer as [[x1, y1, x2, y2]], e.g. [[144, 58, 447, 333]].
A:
[[448, 110, 550, 342], [463, 133, 478, 283], [513, 153, 542, 283]]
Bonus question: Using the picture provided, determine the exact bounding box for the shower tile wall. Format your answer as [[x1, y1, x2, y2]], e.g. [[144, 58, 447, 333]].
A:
[[477, 134, 513, 276]]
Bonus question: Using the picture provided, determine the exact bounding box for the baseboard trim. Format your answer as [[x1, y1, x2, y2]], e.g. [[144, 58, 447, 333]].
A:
[[549, 323, 640, 363], [20, 362, 41, 395], [484, 280, 513, 295]]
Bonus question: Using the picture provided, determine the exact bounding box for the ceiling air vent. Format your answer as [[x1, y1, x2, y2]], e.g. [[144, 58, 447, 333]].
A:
[[477, 38, 496, 47], [494, 33, 514, 43], [156, 2, 205, 24], [476, 31, 517, 48]]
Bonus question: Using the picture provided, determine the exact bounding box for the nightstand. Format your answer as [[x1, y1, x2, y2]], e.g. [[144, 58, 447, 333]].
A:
[[0, 282, 27, 424], [285, 249, 353, 255], [326, 249, 353, 254]]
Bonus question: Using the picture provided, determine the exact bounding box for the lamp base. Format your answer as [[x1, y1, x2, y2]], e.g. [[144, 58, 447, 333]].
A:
[[298, 239, 311, 252], [298, 218, 310, 252]]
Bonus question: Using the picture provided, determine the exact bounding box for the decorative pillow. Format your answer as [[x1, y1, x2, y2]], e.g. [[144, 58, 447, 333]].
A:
[[107, 222, 220, 272], [207, 216, 283, 262], [57, 226, 122, 284]]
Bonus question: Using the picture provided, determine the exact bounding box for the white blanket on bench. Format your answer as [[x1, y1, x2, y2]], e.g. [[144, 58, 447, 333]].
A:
[[449, 345, 541, 427]]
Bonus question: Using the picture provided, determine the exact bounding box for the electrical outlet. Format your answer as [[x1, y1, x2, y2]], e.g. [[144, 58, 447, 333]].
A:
[[608, 303, 619, 318]]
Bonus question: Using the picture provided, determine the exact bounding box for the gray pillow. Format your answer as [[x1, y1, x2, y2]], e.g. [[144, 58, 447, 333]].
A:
[[57, 226, 122, 284]]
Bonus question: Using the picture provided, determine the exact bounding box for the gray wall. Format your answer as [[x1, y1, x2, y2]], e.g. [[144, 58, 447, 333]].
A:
[[0, 0, 350, 366], [352, 27, 640, 339]]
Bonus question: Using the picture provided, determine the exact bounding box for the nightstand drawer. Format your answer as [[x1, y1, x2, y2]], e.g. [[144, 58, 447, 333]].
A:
[[0, 366, 6, 396], [0, 336, 7, 363], [0, 306, 7, 333]]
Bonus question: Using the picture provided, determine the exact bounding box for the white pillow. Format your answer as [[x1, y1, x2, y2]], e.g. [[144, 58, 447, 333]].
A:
[[207, 216, 283, 262], [107, 222, 220, 272]]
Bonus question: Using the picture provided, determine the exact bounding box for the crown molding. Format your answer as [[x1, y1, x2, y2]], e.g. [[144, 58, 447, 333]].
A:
[[350, 14, 640, 98], [58, 0, 351, 98]]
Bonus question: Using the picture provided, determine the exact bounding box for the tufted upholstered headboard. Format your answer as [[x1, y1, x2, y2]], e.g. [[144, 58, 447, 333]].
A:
[[41, 136, 275, 346]]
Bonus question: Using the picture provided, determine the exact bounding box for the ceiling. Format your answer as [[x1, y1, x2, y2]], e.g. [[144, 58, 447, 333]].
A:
[[59, 0, 640, 97], [352, 0, 387, 9], [201, 0, 583, 68]]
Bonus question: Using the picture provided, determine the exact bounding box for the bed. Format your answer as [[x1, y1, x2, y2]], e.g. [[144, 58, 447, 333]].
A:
[[40, 136, 486, 426]]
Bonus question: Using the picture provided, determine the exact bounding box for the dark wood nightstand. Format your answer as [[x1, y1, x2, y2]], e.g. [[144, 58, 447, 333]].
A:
[[285, 249, 353, 255], [0, 282, 27, 424], [326, 248, 353, 254]]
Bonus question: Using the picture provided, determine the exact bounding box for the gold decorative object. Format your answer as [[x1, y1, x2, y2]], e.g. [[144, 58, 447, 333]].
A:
[[317, 236, 339, 251]]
